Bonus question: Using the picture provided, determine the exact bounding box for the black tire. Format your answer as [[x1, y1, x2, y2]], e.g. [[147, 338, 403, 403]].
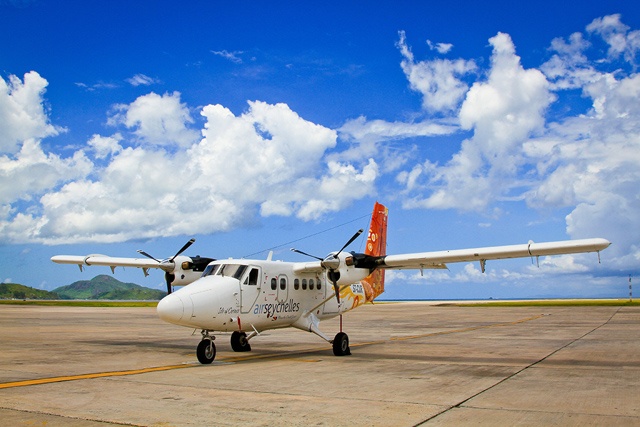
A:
[[332, 332, 351, 356], [230, 331, 251, 352], [196, 339, 216, 364]]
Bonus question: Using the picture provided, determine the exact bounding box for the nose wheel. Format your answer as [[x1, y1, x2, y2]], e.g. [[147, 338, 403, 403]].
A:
[[196, 331, 216, 364]]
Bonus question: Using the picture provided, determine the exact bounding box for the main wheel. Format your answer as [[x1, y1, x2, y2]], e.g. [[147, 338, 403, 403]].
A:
[[196, 339, 216, 364], [230, 331, 251, 352], [332, 332, 351, 356]]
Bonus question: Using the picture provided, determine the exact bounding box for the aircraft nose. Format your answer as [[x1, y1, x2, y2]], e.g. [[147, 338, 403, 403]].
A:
[[157, 294, 185, 324]]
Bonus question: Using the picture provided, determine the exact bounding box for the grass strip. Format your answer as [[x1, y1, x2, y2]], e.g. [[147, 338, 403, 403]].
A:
[[0, 300, 158, 307], [441, 299, 639, 307]]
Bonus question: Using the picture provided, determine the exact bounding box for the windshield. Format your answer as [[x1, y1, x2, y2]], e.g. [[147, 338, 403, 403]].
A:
[[202, 264, 221, 277], [202, 263, 247, 280]]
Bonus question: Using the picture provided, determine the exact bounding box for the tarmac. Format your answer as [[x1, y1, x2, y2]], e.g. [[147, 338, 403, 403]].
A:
[[0, 302, 638, 426]]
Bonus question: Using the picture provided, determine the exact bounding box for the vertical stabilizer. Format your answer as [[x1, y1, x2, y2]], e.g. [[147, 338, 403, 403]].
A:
[[361, 202, 388, 302]]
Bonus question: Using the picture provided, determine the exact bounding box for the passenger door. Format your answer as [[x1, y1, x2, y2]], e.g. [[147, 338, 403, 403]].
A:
[[240, 267, 261, 314], [277, 274, 289, 303]]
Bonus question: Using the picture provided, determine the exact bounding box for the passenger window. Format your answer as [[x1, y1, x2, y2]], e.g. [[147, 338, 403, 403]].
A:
[[309, 279, 314, 290], [317, 278, 322, 290], [301, 279, 307, 290], [280, 277, 286, 290], [294, 279, 300, 290], [271, 278, 277, 290]]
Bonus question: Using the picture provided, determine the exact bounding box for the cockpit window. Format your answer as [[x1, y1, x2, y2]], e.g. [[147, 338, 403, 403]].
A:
[[214, 264, 247, 279], [202, 263, 249, 280], [202, 264, 221, 277]]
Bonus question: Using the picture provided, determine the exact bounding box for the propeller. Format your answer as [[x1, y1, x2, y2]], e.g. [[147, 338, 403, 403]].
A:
[[137, 250, 161, 263], [137, 238, 196, 294], [291, 229, 363, 304], [289, 249, 323, 261], [170, 238, 196, 262], [336, 229, 364, 259]]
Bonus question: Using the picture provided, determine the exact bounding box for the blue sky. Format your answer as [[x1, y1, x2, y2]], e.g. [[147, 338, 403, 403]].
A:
[[1, 0, 639, 299]]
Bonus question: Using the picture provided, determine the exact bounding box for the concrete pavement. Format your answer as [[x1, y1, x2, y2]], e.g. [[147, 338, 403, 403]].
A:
[[0, 302, 638, 426]]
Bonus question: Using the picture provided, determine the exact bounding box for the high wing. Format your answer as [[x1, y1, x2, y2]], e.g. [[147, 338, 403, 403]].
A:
[[51, 239, 215, 293], [377, 238, 611, 271], [51, 255, 170, 274]]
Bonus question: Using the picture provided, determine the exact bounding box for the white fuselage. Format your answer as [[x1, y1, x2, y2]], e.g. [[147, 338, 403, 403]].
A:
[[156, 257, 370, 334]]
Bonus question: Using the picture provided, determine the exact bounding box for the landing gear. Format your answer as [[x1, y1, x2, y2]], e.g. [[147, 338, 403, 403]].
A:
[[332, 331, 351, 356], [303, 313, 352, 356], [196, 331, 216, 364], [230, 331, 252, 352]]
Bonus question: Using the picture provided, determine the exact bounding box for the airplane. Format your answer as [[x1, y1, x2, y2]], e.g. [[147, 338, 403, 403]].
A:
[[52, 202, 611, 364], [51, 238, 215, 294]]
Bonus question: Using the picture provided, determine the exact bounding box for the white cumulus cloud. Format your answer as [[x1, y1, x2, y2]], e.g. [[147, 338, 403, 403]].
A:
[[0, 71, 64, 154], [398, 31, 477, 113], [0, 95, 377, 244], [108, 92, 200, 147], [402, 32, 555, 211]]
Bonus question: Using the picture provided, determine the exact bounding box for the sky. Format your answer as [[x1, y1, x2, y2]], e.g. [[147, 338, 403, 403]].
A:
[[1, 0, 639, 300]]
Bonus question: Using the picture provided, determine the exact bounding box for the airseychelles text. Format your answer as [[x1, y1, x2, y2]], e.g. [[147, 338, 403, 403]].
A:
[[253, 299, 300, 317]]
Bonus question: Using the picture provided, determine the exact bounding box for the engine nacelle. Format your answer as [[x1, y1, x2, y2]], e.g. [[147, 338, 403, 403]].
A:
[[327, 252, 371, 286], [167, 255, 215, 287]]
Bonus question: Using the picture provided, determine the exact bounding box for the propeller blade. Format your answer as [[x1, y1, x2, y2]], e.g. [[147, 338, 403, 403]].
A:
[[170, 238, 196, 262], [137, 250, 161, 263], [165, 272, 175, 295], [334, 229, 364, 258], [328, 270, 341, 304], [290, 248, 324, 261]]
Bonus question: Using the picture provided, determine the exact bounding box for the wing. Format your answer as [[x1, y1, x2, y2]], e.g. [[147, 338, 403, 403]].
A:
[[51, 255, 170, 275], [379, 238, 611, 271]]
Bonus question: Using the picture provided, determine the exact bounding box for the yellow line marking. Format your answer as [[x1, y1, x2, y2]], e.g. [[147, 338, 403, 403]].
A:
[[0, 314, 544, 389], [0, 364, 193, 389]]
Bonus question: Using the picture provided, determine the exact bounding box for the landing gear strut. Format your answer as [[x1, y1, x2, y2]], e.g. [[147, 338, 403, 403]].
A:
[[230, 331, 252, 352], [196, 330, 216, 364]]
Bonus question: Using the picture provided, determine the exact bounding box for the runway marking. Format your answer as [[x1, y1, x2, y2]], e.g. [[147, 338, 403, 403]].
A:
[[0, 314, 545, 389], [0, 364, 193, 389]]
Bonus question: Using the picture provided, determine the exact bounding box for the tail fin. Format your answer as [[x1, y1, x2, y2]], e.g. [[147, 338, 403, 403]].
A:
[[362, 202, 388, 301]]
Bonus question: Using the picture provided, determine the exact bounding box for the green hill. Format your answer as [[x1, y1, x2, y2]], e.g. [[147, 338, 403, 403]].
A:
[[53, 275, 166, 300], [0, 283, 60, 300]]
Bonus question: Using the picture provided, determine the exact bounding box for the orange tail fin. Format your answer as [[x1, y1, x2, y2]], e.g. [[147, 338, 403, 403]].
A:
[[362, 202, 388, 301]]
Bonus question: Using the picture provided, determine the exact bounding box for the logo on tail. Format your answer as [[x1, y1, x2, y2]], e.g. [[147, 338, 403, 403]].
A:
[[361, 202, 388, 302]]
